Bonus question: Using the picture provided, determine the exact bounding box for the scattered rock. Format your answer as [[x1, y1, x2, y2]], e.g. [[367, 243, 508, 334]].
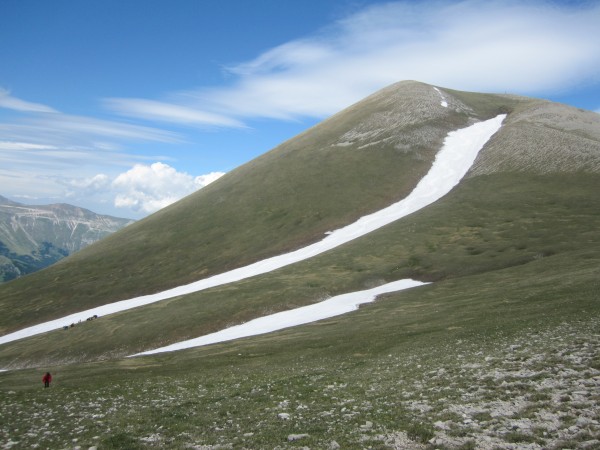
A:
[[434, 420, 450, 430], [287, 433, 309, 441], [360, 420, 373, 431]]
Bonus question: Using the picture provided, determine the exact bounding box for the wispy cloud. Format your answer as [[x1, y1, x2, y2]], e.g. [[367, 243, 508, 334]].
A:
[[0, 113, 180, 147], [0, 141, 58, 151], [65, 173, 111, 191], [0, 88, 58, 113], [105, 98, 246, 128], [0, 105, 182, 217], [107, 0, 600, 124], [0, 137, 143, 205], [0, 105, 182, 200]]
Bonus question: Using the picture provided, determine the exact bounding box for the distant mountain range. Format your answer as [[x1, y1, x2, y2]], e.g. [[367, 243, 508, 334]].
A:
[[0, 196, 133, 282]]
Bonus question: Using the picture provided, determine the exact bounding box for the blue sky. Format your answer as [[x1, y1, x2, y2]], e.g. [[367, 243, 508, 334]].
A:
[[1, 0, 599, 219]]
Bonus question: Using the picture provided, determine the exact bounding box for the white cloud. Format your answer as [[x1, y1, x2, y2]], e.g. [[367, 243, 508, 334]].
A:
[[0, 88, 58, 113], [108, 0, 600, 124], [210, 1, 600, 118], [0, 113, 183, 212], [104, 98, 246, 128], [0, 90, 181, 158], [0, 141, 58, 151], [66, 173, 111, 191], [16, 113, 180, 144], [111, 162, 225, 214], [194, 171, 226, 187], [0, 137, 142, 171]]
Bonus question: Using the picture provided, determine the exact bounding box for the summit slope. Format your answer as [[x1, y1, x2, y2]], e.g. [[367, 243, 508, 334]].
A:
[[0, 81, 510, 336], [0, 114, 505, 348]]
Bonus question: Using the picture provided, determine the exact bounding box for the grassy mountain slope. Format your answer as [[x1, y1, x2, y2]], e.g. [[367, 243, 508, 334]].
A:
[[1, 81, 599, 448], [1, 81, 598, 366], [1, 171, 597, 367], [0, 81, 519, 335], [0, 231, 597, 448]]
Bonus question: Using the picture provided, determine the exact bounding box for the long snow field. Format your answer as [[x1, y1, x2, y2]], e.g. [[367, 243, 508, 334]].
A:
[[131, 279, 427, 356], [0, 111, 506, 360]]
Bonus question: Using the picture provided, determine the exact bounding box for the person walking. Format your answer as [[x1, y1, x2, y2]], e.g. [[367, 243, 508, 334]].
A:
[[42, 372, 52, 388]]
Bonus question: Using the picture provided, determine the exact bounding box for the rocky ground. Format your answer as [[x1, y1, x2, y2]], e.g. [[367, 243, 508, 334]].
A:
[[1, 318, 598, 449], [380, 320, 600, 449]]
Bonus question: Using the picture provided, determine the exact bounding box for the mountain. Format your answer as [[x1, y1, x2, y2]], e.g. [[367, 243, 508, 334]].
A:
[[0, 196, 134, 282], [1, 80, 599, 354], [0, 81, 599, 449]]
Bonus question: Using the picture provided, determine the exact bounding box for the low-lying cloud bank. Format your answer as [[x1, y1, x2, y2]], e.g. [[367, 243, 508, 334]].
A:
[[59, 163, 225, 216]]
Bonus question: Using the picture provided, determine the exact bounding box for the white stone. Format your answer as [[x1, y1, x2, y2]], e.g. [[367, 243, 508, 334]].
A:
[[434, 421, 450, 430], [288, 434, 309, 441], [360, 421, 373, 430]]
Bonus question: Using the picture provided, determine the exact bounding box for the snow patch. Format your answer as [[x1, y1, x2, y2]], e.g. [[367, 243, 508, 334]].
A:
[[130, 279, 427, 356], [434, 87, 448, 108]]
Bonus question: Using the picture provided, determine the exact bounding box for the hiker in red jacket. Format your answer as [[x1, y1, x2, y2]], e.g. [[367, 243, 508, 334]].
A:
[[42, 372, 52, 388]]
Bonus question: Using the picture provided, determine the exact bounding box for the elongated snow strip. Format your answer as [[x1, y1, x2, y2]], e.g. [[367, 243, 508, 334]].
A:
[[0, 115, 505, 348], [130, 279, 428, 356]]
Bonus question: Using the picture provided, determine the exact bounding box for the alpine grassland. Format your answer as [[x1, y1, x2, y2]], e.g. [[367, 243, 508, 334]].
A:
[[1, 82, 599, 448], [0, 257, 598, 448]]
